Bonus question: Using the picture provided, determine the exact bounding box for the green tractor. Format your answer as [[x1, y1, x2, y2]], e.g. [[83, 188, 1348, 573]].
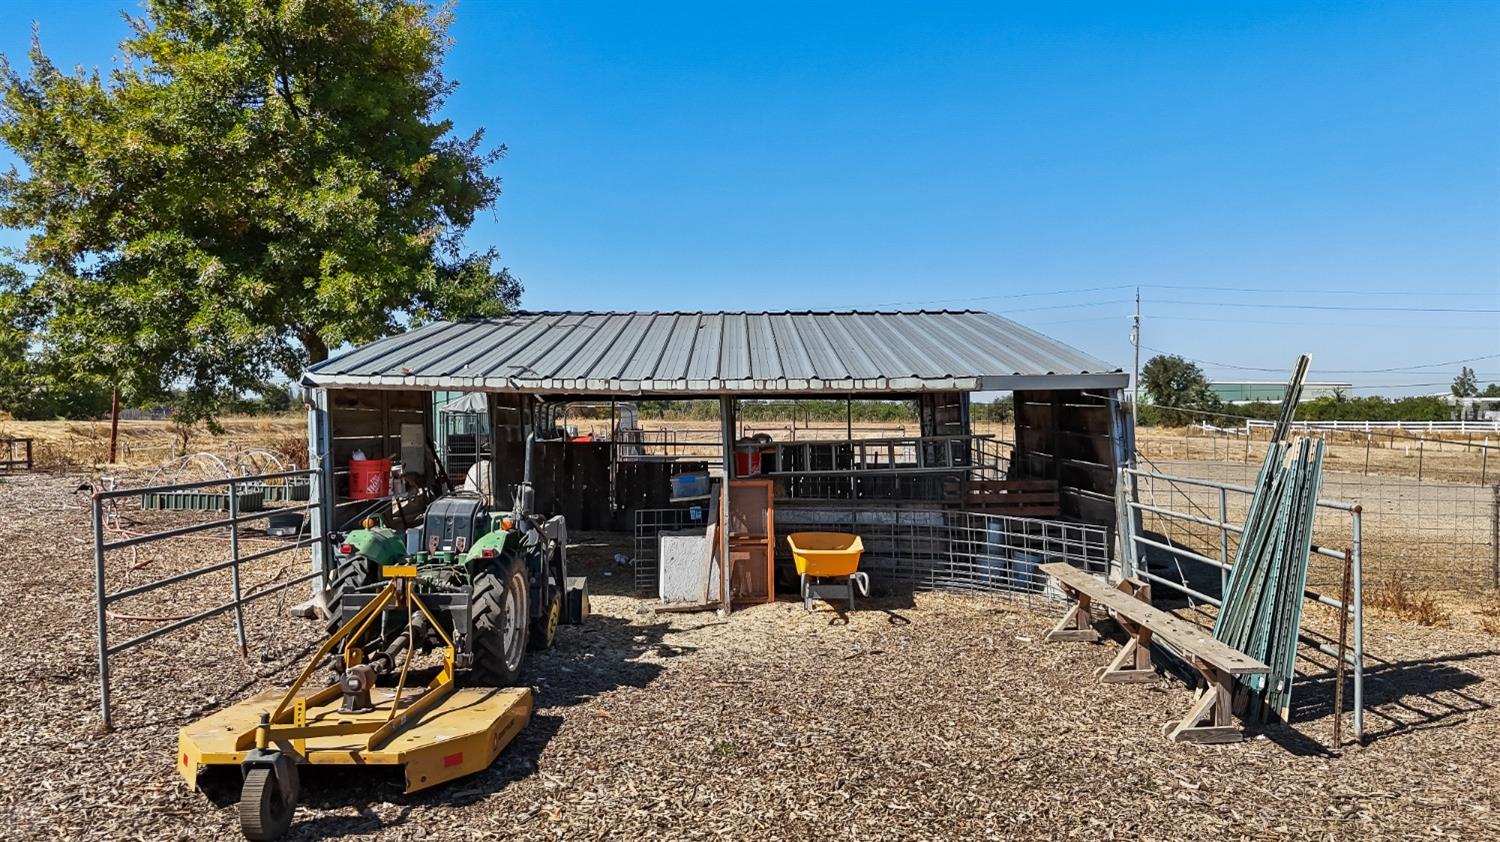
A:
[[322, 444, 586, 687]]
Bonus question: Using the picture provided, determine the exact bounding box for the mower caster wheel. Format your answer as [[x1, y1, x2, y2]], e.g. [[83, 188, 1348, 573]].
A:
[[239, 766, 297, 841]]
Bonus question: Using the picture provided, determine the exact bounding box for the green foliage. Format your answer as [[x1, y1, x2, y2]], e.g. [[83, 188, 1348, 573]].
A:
[[1138, 354, 1221, 426], [226, 380, 294, 415], [973, 395, 1013, 424], [0, 0, 518, 424], [1483, 383, 1500, 398], [1214, 395, 1452, 424], [0, 263, 114, 419], [1452, 366, 1479, 398]]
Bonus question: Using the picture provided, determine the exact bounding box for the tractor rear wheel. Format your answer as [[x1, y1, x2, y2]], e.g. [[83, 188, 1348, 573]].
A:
[[324, 554, 380, 634], [471, 555, 528, 686]]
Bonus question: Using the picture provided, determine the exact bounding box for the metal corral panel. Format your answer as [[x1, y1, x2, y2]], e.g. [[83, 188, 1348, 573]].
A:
[[304, 310, 1126, 395]]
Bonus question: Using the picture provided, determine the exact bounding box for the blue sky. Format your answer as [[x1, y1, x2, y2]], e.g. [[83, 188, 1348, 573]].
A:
[[2, 1, 1497, 394]]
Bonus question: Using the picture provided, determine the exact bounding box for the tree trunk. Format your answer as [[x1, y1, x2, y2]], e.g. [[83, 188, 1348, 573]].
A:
[[108, 388, 121, 464], [300, 330, 330, 364]]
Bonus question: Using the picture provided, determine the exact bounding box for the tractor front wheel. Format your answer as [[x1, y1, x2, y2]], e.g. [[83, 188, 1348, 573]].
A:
[[529, 565, 562, 651], [471, 556, 529, 686]]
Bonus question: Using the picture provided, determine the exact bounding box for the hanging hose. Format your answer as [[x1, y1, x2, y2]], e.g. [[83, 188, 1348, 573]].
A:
[[850, 571, 870, 597]]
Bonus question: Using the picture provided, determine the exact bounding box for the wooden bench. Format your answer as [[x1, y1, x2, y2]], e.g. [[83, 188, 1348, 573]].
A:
[[1040, 562, 1271, 744], [942, 479, 1060, 518]]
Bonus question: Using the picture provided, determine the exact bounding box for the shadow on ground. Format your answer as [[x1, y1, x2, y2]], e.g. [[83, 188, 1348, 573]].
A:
[[195, 608, 680, 839]]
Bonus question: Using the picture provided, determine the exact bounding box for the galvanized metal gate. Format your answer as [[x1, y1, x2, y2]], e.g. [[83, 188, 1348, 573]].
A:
[[1121, 465, 1365, 742], [89, 469, 350, 727]]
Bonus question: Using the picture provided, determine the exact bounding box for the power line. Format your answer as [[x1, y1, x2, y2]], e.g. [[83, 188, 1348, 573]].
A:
[[1141, 314, 1498, 330], [1143, 283, 1497, 298], [840, 280, 1494, 310], [1151, 298, 1499, 314], [842, 281, 1496, 309], [1138, 346, 1500, 375]]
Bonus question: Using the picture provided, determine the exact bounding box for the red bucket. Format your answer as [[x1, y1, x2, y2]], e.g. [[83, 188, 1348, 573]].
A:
[[348, 457, 391, 500], [734, 448, 762, 477]]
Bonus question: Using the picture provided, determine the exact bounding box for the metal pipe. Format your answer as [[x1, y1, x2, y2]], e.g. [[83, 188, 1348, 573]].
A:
[[106, 559, 234, 603], [719, 396, 734, 615], [1135, 568, 1220, 606], [1218, 486, 1229, 597], [94, 468, 317, 500], [102, 509, 282, 551], [1352, 507, 1364, 743], [229, 478, 247, 657], [1333, 548, 1352, 751], [1123, 466, 1358, 511], [1129, 500, 1245, 534], [93, 496, 111, 728], [107, 569, 322, 656], [309, 386, 333, 595], [1492, 484, 1499, 590], [1132, 534, 1226, 570]]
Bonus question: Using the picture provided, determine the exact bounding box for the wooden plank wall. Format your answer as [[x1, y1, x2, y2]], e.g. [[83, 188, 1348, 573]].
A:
[[1011, 389, 1118, 535], [328, 388, 430, 495], [528, 442, 704, 531]]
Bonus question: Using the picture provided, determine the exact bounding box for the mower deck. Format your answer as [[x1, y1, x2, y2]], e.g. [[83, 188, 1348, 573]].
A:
[[179, 684, 532, 793]]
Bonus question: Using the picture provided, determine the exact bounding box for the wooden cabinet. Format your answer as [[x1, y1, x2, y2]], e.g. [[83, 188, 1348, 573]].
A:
[[726, 478, 774, 604]]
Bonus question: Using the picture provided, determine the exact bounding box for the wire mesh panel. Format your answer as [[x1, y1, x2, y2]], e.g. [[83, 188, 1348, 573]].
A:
[[774, 507, 1108, 603], [634, 506, 1108, 602], [1141, 456, 1497, 592], [633, 507, 711, 594]]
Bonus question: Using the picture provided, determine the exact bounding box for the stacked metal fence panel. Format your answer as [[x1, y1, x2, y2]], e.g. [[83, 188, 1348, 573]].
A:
[[1212, 437, 1326, 722], [633, 505, 1108, 601]]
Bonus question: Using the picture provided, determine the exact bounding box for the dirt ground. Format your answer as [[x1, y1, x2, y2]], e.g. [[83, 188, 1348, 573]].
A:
[[2, 471, 1499, 841]]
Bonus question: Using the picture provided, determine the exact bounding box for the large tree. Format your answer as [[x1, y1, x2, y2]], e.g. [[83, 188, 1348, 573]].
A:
[[1140, 354, 1221, 426], [0, 0, 519, 423]]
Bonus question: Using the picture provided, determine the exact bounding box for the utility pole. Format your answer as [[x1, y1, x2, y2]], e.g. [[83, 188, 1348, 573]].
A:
[[1131, 287, 1141, 411]]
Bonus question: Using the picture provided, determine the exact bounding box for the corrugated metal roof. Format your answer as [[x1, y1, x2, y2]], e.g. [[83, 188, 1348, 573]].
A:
[[304, 311, 1126, 394]]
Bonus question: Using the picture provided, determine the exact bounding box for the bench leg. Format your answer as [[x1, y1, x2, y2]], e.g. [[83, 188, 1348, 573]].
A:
[[1045, 591, 1099, 643], [1099, 625, 1155, 684], [1165, 658, 1243, 744], [1098, 584, 1155, 684]]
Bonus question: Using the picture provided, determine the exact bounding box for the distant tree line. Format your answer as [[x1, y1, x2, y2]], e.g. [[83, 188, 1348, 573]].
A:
[[0, 377, 294, 421], [1134, 353, 1495, 427]]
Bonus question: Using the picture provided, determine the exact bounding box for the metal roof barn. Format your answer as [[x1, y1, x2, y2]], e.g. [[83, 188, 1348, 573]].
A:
[[303, 310, 1125, 395]]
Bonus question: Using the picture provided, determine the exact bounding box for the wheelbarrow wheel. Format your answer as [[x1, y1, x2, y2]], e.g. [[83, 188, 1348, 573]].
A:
[[239, 767, 295, 841]]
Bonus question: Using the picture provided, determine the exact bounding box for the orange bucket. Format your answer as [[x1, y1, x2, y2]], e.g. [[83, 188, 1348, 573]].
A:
[[348, 457, 391, 500]]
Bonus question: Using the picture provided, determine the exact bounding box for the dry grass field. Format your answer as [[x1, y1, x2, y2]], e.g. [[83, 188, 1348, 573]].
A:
[[5, 412, 1494, 617], [2, 469, 1499, 840]]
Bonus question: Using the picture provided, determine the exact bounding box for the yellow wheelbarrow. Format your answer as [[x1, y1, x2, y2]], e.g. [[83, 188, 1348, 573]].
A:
[[786, 532, 870, 611]]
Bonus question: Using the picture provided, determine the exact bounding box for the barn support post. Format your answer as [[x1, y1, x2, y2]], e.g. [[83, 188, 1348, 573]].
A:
[[719, 396, 735, 615], [305, 387, 334, 598]]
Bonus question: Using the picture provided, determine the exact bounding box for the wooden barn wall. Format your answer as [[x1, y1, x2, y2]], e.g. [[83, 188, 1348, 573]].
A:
[[488, 393, 530, 503], [528, 442, 704, 531], [1011, 389, 1119, 538], [327, 388, 430, 497]]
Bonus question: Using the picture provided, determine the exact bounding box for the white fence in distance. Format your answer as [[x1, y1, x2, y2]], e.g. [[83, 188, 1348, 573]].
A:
[[1244, 419, 1500, 434]]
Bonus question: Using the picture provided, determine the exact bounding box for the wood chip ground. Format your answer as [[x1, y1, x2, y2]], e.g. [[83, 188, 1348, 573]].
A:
[[1, 471, 1497, 840]]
